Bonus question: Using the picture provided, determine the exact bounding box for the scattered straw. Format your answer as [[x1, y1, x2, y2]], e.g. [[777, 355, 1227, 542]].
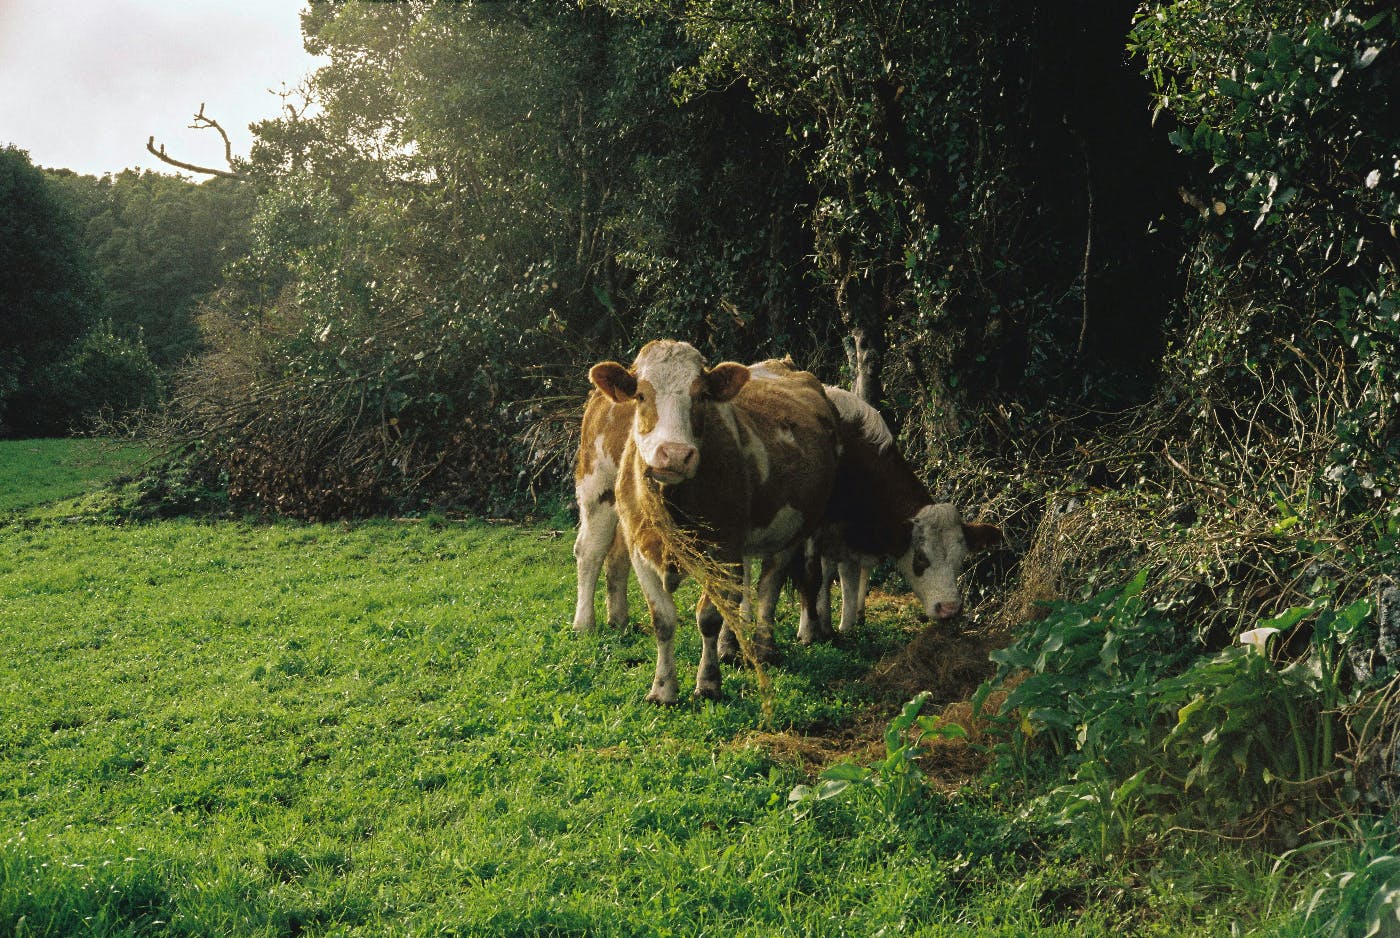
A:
[[627, 468, 775, 722]]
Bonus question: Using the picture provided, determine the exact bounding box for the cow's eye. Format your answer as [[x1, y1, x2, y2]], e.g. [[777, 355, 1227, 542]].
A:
[[635, 392, 646, 403]]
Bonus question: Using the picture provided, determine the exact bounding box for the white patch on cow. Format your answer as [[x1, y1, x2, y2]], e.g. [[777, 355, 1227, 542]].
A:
[[747, 360, 793, 381], [773, 426, 797, 448], [632, 341, 708, 473], [825, 385, 894, 452], [746, 505, 804, 554], [745, 430, 770, 483], [716, 402, 741, 442], [582, 435, 616, 493]]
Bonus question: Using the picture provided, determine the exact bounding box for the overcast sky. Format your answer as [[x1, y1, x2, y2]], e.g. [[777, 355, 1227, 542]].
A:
[[0, 0, 322, 178]]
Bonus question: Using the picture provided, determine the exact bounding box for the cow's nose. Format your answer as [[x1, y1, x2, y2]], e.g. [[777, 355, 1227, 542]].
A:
[[656, 443, 697, 472], [933, 600, 962, 620]]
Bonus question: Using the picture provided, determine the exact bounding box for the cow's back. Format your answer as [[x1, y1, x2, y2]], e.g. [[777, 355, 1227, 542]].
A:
[[824, 386, 927, 557], [731, 368, 839, 554]]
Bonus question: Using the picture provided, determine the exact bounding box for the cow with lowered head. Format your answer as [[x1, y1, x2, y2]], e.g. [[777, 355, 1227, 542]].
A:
[[588, 340, 839, 704], [799, 385, 1002, 640]]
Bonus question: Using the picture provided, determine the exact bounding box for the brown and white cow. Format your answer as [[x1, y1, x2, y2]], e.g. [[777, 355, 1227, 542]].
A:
[[571, 357, 809, 636], [587, 341, 839, 704], [801, 385, 1002, 639]]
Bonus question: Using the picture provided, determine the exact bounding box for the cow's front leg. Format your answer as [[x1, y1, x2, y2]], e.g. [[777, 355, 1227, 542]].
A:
[[694, 593, 725, 700], [632, 550, 681, 705], [603, 529, 631, 629]]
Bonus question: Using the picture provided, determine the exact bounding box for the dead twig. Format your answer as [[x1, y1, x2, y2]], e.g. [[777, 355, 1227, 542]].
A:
[[146, 103, 245, 179]]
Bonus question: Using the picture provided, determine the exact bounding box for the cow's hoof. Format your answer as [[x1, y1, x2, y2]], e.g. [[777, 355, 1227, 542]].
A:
[[572, 618, 594, 635], [797, 627, 835, 646], [606, 617, 630, 632], [693, 683, 723, 701], [645, 678, 680, 706], [751, 640, 780, 665], [717, 634, 741, 664]]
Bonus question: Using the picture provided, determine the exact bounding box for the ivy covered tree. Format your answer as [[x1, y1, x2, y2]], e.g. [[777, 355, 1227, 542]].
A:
[[601, 0, 1183, 441], [1132, 1, 1400, 510]]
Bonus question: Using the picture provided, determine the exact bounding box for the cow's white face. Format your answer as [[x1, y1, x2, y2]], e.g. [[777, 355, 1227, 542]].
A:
[[589, 341, 750, 485], [897, 503, 1001, 619]]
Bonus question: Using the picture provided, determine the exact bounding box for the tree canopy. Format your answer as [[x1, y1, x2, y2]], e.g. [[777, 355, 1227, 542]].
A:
[[0, 146, 103, 434]]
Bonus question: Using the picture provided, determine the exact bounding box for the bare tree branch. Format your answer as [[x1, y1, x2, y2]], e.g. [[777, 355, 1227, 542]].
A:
[[190, 102, 236, 169], [146, 103, 245, 179]]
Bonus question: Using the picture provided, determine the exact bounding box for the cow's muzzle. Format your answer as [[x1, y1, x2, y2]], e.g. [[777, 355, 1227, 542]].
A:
[[646, 443, 697, 484]]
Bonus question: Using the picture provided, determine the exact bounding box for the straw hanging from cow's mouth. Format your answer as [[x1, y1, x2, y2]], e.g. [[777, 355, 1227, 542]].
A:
[[633, 477, 775, 725]]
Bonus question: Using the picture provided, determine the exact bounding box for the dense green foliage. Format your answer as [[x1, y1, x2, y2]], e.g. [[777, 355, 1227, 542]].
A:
[[0, 146, 104, 435], [45, 168, 254, 370], [1133, 0, 1400, 513], [0, 147, 248, 437]]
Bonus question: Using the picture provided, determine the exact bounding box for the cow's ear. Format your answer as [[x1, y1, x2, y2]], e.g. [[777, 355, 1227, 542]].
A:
[[962, 522, 1002, 552], [590, 362, 637, 403], [705, 362, 750, 402]]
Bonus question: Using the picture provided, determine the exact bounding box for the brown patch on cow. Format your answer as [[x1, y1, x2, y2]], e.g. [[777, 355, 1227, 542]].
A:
[[911, 544, 931, 576], [575, 390, 633, 483], [825, 399, 927, 559], [597, 489, 615, 506], [632, 379, 659, 434]]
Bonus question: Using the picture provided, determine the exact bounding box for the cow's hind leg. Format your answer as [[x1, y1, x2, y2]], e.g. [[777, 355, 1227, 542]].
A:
[[632, 549, 681, 705], [719, 558, 781, 665], [817, 556, 836, 636], [572, 489, 619, 633], [746, 550, 789, 663], [717, 561, 754, 664], [838, 559, 870, 634], [796, 548, 835, 645]]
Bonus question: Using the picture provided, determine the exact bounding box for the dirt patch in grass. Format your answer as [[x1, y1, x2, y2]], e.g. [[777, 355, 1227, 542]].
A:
[[735, 593, 1024, 791]]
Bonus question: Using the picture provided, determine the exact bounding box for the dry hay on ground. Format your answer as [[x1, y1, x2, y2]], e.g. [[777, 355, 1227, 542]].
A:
[[736, 591, 1023, 791]]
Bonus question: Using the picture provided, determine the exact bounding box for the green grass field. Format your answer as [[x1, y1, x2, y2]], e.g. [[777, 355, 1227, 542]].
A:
[[0, 441, 1305, 936], [0, 438, 149, 512]]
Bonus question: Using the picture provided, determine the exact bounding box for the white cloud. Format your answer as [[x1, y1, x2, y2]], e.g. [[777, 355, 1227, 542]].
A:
[[0, 0, 321, 176]]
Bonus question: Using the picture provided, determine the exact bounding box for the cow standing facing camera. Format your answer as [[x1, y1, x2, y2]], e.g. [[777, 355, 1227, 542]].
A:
[[587, 340, 839, 704]]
